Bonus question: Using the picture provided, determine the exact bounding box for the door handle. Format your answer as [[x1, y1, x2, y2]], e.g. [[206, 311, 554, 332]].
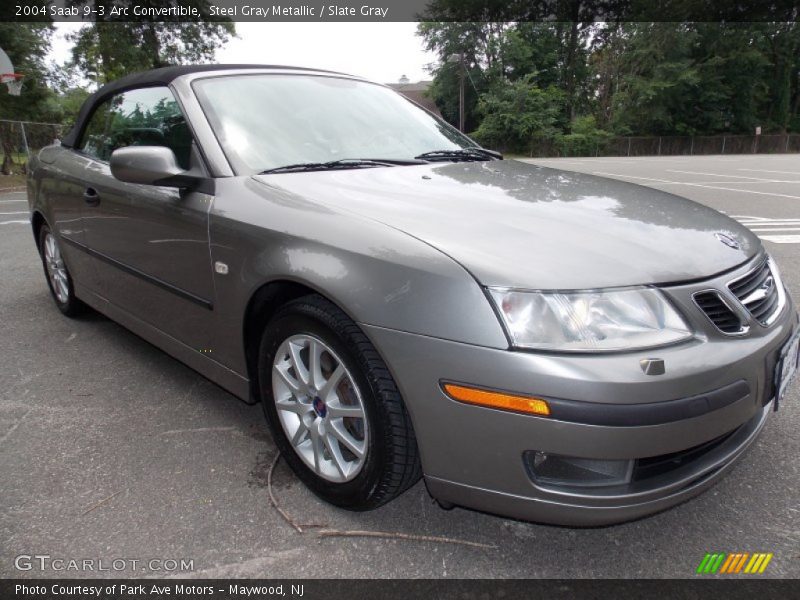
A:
[[83, 187, 100, 206]]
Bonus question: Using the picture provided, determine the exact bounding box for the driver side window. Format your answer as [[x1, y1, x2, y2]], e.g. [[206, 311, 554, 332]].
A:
[[78, 86, 193, 170]]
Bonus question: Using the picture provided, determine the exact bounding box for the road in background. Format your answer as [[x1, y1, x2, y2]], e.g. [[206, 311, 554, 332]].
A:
[[1, 156, 799, 578]]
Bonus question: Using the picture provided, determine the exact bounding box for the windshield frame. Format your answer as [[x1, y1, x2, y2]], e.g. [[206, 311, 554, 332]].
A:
[[190, 71, 480, 176]]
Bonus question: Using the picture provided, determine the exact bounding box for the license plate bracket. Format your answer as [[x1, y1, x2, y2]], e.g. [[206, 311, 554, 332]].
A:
[[773, 329, 800, 410]]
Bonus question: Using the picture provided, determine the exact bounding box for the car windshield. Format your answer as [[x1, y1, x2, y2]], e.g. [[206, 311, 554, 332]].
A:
[[193, 74, 479, 174]]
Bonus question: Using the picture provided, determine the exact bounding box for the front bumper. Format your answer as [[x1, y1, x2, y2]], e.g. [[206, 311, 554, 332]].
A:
[[362, 262, 797, 526]]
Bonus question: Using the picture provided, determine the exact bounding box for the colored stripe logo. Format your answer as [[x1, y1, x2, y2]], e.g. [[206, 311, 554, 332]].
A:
[[696, 552, 773, 574]]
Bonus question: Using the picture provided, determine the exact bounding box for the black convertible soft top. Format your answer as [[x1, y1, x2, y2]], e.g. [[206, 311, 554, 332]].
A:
[[61, 64, 344, 148]]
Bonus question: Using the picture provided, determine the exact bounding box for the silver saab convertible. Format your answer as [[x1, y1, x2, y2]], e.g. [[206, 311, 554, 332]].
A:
[[27, 65, 799, 525]]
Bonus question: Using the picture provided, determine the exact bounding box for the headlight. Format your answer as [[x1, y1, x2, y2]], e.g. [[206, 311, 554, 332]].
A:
[[489, 287, 692, 352]]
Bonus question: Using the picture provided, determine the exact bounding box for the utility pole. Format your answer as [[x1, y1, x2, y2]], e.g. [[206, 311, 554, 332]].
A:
[[448, 53, 466, 132]]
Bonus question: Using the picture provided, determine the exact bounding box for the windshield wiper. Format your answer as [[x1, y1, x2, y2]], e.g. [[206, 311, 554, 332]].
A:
[[259, 158, 424, 175], [414, 148, 502, 162]]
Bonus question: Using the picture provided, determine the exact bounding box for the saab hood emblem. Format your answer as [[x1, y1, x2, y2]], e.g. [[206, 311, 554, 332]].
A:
[[715, 233, 740, 250]]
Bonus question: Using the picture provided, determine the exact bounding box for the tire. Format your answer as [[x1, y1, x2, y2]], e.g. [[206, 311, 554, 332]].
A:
[[38, 224, 85, 317], [258, 294, 422, 510]]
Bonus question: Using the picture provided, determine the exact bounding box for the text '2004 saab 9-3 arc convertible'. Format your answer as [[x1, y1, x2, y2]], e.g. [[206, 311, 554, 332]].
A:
[[27, 65, 799, 525]]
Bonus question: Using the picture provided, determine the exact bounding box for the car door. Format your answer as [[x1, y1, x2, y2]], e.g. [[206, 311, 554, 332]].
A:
[[75, 86, 215, 351], [36, 147, 100, 289]]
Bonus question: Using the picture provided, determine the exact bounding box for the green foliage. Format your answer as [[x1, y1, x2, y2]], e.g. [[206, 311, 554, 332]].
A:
[[554, 116, 613, 157], [0, 23, 57, 122], [67, 1, 235, 84], [471, 75, 564, 152], [419, 19, 800, 151], [52, 88, 91, 129], [0, 23, 59, 174]]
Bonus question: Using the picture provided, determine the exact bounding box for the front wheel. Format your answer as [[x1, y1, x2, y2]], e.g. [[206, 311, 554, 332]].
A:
[[258, 295, 421, 510], [38, 224, 84, 317]]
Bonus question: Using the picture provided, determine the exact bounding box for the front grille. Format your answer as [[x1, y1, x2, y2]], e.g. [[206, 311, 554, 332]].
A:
[[693, 291, 745, 334], [729, 260, 781, 325]]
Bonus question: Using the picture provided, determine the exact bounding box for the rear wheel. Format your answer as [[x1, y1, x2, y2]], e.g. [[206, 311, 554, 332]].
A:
[[258, 294, 421, 510], [38, 224, 84, 317]]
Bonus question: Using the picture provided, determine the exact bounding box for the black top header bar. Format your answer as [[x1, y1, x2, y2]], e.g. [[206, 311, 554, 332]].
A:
[[5, 0, 800, 23]]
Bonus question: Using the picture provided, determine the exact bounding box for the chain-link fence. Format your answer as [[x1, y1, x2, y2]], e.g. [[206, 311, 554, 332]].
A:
[[0, 119, 63, 175], [2, 120, 798, 168], [529, 133, 800, 158]]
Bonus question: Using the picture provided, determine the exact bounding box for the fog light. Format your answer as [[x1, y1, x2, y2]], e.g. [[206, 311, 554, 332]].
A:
[[525, 451, 634, 488]]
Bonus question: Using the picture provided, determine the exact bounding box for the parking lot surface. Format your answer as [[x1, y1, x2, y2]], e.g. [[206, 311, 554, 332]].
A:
[[2, 153, 799, 579]]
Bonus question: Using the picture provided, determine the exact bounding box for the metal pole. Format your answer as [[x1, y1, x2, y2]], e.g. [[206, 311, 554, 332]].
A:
[[721, 136, 726, 154], [657, 137, 662, 156], [690, 136, 694, 155], [458, 56, 465, 133], [627, 137, 631, 156], [19, 121, 29, 158]]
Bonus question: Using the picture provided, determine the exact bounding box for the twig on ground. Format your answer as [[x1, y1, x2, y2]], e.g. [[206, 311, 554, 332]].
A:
[[316, 528, 496, 549], [267, 451, 493, 549], [81, 490, 123, 516], [267, 452, 306, 533]]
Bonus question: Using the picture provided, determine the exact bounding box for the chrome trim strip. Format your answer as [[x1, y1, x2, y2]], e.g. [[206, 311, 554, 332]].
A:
[[727, 256, 785, 327]]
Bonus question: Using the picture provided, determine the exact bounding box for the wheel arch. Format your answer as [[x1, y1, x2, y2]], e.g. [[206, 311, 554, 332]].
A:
[[31, 210, 46, 247], [242, 278, 368, 404]]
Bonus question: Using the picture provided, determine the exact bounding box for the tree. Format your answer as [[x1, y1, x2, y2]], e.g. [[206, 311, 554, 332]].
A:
[[0, 23, 58, 174], [68, 1, 235, 84], [471, 75, 564, 152], [417, 21, 509, 131]]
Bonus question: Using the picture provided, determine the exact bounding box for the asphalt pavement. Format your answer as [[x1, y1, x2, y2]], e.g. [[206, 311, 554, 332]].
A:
[[1, 153, 799, 579]]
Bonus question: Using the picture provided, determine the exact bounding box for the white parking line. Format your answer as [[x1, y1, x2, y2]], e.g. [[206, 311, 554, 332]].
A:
[[751, 227, 800, 232], [591, 171, 800, 200], [655, 180, 800, 185], [0, 211, 27, 215], [738, 168, 799, 175], [0, 220, 28, 226], [666, 170, 787, 181], [731, 215, 800, 243], [758, 235, 800, 244]]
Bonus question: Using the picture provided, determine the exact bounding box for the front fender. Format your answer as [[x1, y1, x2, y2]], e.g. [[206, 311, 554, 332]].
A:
[[208, 176, 508, 374]]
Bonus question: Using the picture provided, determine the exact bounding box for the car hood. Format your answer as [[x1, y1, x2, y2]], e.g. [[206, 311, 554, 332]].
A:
[[252, 160, 760, 289]]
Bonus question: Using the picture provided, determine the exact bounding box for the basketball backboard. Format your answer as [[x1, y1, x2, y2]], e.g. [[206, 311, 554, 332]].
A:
[[0, 47, 22, 96]]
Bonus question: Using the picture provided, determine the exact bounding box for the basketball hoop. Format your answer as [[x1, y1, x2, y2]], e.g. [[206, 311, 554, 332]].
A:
[[0, 73, 23, 96]]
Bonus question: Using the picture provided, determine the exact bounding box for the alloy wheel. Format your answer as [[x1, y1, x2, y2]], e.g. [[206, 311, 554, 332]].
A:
[[271, 334, 368, 483], [44, 232, 69, 304]]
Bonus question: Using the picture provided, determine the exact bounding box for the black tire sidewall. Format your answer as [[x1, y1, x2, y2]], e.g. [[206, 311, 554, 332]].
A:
[[38, 224, 80, 317], [258, 306, 390, 509]]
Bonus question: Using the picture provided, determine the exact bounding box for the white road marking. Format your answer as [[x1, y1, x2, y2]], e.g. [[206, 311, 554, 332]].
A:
[[591, 171, 800, 200], [0, 220, 27, 225], [731, 215, 800, 243], [751, 228, 800, 232], [0, 211, 27, 215], [666, 169, 792, 182], [0, 199, 26, 204], [651, 180, 800, 185], [760, 235, 800, 243], [739, 168, 800, 176]]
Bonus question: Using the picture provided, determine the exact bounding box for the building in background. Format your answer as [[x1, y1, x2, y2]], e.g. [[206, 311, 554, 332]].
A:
[[387, 75, 441, 117]]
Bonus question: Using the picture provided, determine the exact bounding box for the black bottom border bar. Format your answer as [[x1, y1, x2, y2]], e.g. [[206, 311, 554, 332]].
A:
[[2, 579, 799, 600]]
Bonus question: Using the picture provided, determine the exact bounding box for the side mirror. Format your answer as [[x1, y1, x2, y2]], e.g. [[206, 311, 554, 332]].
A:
[[110, 146, 195, 188]]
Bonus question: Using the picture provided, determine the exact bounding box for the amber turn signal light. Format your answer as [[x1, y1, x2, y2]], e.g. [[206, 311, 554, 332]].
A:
[[442, 383, 551, 416]]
